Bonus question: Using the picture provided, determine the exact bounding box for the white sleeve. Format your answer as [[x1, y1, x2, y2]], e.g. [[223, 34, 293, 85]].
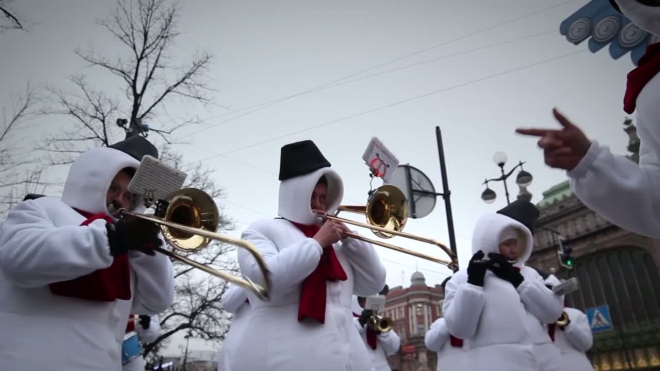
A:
[[238, 220, 322, 300], [425, 318, 450, 352], [568, 103, 660, 238], [562, 308, 593, 352], [517, 271, 563, 324], [442, 272, 486, 340], [221, 284, 248, 314], [129, 237, 175, 315], [341, 231, 387, 297], [377, 330, 401, 356], [0, 199, 114, 288], [137, 315, 161, 344]]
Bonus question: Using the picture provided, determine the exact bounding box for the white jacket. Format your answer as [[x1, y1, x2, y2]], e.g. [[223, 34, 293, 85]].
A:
[[217, 284, 251, 371], [0, 147, 174, 371], [231, 166, 387, 371], [424, 318, 469, 371], [122, 315, 161, 371], [443, 213, 562, 371], [554, 308, 595, 371], [352, 313, 400, 371], [568, 70, 660, 239]]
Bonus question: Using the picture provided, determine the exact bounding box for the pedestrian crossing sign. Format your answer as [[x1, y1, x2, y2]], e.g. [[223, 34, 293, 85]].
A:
[[586, 305, 613, 333]]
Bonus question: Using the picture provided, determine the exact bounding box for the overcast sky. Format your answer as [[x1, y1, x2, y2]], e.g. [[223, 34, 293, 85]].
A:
[[0, 0, 640, 356]]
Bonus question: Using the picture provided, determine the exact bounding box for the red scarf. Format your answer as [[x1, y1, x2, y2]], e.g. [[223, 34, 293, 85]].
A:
[[624, 43, 660, 114], [450, 335, 463, 347], [353, 312, 378, 350], [49, 209, 132, 302], [291, 222, 347, 324]]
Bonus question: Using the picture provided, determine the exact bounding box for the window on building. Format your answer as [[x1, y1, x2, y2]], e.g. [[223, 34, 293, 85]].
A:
[[416, 323, 425, 335]]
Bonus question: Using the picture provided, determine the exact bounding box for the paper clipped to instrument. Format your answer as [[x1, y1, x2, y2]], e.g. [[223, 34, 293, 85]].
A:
[[553, 277, 579, 296], [362, 137, 399, 183], [365, 295, 386, 314], [128, 155, 188, 202]]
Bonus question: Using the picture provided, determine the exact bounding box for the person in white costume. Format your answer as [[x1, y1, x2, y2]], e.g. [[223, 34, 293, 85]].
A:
[[0, 136, 175, 371], [123, 314, 162, 371], [232, 140, 387, 371], [352, 286, 401, 371], [442, 200, 563, 371], [516, 0, 660, 239], [217, 283, 251, 371], [424, 278, 469, 371], [537, 272, 595, 371]]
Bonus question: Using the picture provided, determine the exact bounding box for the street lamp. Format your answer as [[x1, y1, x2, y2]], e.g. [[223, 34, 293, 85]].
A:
[[480, 151, 534, 205]]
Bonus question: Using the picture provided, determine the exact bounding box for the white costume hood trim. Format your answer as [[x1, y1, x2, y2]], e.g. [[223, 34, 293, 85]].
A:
[[60, 147, 142, 217], [278, 166, 344, 225], [614, 0, 660, 36], [471, 213, 533, 267]]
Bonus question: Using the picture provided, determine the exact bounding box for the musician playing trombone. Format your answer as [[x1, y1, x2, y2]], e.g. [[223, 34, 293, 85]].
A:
[[0, 136, 175, 371], [232, 140, 387, 371], [352, 285, 401, 371]]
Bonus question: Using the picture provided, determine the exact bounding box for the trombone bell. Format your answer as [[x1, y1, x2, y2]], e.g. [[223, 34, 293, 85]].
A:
[[556, 311, 570, 327], [115, 188, 272, 300], [368, 315, 393, 333], [318, 184, 458, 270], [160, 188, 219, 251]]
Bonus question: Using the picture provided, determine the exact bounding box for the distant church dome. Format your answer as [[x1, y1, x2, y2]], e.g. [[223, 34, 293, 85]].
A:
[[411, 271, 426, 286]]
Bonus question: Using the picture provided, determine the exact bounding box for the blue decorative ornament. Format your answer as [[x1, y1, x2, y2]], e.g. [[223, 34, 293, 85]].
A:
[[559, 0, 659, 66]]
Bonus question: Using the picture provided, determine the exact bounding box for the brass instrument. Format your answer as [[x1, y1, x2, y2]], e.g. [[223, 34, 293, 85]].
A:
[[314, 185, 459, 271], [113, 188, 271, 300], [367, 314, 393, 333], [556, 311, 570, 327]]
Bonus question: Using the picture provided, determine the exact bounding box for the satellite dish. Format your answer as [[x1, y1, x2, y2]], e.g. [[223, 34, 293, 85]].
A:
[[386, 164, 437, 219]]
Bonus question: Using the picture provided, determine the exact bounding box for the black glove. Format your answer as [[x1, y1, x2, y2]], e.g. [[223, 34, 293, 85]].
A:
[[487, 253, 524, 288], [106, 216, 162, 257], [358, 309, 374, 328], [467, 250, 491, 287], [138, 315, 151, 329]]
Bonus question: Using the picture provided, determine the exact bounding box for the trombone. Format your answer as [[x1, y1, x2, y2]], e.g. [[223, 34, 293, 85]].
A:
[[113, 188, 271, 300], [314, 184, 458, 271]]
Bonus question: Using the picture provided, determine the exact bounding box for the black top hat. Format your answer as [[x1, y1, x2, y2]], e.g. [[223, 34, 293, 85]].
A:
[[108, 135, 159, 161], [441, 276, 451, 291], [379, 285, 390, 296], [497, 199, 540, 235], [23, 194, 45, 201], [278, 140, 331, 181]]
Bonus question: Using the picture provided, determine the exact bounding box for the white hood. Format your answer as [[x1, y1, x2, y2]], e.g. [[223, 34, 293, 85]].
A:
[[60, 147, 142, 218], [278, 166, 344, 225], [471, 213, 533, 267], [614, 0, 660, 36]]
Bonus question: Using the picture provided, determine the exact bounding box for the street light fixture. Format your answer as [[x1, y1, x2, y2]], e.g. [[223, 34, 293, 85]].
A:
[[481, 151, 534, 205]]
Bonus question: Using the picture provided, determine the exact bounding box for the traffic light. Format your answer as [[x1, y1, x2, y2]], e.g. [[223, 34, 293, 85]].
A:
[[558, 238, 574, 269]]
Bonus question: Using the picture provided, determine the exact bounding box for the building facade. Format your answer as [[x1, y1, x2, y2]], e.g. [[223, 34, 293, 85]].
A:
[[528, 122, 660, 370], [383, 272, 445, 371]]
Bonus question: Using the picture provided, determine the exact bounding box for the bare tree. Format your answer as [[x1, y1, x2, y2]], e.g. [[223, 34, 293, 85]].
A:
[[36, 0, 235, 358], [0, 85, 49, 216], [0, 0, 25, 32], [42, 0, 216, 165]]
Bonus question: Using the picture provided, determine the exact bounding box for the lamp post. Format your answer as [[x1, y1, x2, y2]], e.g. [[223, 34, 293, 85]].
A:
[[480, 151, 533, 205]]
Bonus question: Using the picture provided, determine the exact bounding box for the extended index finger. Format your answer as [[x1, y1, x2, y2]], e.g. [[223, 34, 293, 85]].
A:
[[515, 128, 558, 137]]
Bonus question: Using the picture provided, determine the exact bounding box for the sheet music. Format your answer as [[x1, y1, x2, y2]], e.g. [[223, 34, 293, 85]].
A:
[[365, 295, 386, 314], [361, 137, 400, 183], [128, 155, 188, 202]]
